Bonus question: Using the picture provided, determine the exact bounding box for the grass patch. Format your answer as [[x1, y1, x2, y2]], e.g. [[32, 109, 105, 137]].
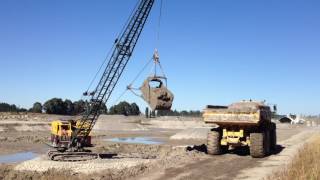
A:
[[270, 135, 320, 180]]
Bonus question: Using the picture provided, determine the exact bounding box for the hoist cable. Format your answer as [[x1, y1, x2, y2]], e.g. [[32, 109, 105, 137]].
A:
[[109, 88, 128, 107], [156, 0, 163, 47], [113, 0, 165, 105], [111, 56, 153, 105]]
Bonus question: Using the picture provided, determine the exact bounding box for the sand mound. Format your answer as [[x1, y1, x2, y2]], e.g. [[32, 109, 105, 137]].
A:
[[145, 116, 205, 129], [170, 128, 211, 140], [93, 115, 147, 132], [0, 120, 50, 132], [14, 124, 50, 131]]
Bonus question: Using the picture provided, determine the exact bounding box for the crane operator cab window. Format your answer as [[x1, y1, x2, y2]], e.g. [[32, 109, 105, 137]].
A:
[[61, 125, 69, 136]]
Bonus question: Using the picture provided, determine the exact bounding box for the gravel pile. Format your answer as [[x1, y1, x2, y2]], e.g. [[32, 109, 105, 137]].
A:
[[15, 156, 153, 174]]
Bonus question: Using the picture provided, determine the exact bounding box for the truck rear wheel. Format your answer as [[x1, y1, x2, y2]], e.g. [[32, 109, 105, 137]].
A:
[[250, 133, 266, 158], [270, 122, 277, 151], [207, 130, 222, 155], [264, 130, 271, 155]]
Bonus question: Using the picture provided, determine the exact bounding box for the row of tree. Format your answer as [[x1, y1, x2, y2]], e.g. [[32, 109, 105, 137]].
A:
[[31, 99, 139, 116], [41, 98, 107, 115], [0, 103, 27, 112], [109, 101, 140, 116], [1, 99, 202, 117], [150, 108, 202, 117]]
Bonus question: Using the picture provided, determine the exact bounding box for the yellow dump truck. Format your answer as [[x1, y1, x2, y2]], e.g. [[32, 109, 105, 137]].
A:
[[51, 120, 92, 150], [203, 101, 276, 158]]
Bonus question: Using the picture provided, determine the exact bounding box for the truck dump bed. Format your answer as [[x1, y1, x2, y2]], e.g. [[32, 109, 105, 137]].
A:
[[203, 101, 271, 126]]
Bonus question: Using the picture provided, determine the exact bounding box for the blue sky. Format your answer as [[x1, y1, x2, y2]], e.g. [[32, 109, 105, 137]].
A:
[[0, 0, 319, 115]]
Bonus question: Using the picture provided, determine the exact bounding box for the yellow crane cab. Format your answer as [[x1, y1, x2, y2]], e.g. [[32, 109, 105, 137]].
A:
[[51, 120, 72, 148], [51, 119, 92, 149]]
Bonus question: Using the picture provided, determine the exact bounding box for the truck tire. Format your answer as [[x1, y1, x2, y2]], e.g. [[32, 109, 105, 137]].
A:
[[207, 130, 222, 155], [264, 130, 271, 155], [270, 122, 277, 151], [250, 133, 266, 158]]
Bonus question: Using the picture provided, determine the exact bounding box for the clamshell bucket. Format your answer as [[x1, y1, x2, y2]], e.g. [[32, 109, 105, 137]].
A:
[[140, 76, 174, 111]]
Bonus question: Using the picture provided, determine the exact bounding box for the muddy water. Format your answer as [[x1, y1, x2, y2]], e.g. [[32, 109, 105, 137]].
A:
[[105, 137, 163, 145], [0, 152, 38, 164]]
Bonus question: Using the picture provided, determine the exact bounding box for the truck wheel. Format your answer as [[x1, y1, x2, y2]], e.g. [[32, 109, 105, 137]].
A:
[[207, 130, 222, 155], [270, 122, 277, 151], [250, 133, 266, 158], [264, 130, 271, 155]]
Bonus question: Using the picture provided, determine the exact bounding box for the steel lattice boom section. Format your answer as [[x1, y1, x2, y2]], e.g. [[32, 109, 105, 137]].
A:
[[71, 0, 155, 148]]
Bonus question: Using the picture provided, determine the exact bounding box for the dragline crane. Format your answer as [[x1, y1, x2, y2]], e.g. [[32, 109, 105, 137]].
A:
[[48, 0, 155, 161]]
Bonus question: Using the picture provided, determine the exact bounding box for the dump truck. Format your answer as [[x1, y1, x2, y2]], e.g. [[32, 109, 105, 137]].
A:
[[203, 100, 276, 158]]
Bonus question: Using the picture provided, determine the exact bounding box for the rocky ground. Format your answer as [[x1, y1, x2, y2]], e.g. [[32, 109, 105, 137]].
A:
[[0, 114, 319, 180]]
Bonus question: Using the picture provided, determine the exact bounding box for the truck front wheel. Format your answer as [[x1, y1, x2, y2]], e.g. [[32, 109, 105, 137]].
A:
[[207, 130, 222, 155]]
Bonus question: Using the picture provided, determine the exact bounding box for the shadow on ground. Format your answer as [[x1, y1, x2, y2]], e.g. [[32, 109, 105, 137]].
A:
[[187, 144, 285, 157], [186, 144, 207, 153], [99, 153, 118, 159]]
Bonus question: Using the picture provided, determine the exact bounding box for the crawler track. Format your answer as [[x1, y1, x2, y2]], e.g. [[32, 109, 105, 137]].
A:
[[48, 151, 99, 162]]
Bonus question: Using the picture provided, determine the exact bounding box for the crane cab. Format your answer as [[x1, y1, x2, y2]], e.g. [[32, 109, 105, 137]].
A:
[[50, 120, 92, 149], [51, 120, 72, 148]]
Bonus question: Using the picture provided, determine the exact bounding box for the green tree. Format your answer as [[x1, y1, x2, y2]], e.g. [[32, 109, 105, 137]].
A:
[[32, 102, 42, 113], [64, 99, 74, 115], [100, 103, 108, 114], [109, 101, 140, 116], [43, 98, 67, 115], [110, 101, 131, 115], [73, 100, 86, 115], [19, 108, 28, 112], [130, 103, 140, 115], [0, 102, 26, 112], [0, 103, 12, 112]]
